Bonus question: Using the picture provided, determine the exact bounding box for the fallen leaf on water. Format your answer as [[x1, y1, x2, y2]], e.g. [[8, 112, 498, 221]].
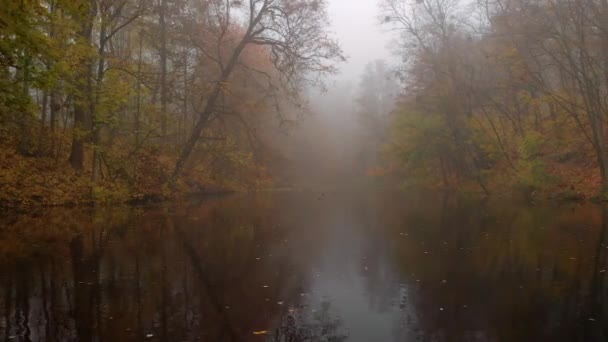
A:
[[253, 331, 268, 335]]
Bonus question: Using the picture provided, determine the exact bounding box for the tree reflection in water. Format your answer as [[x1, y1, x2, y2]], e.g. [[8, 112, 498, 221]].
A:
[[0, 192, 607, 341]]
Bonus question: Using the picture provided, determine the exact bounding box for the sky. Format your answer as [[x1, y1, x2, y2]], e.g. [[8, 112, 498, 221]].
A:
[[326, 0, 394, 84]]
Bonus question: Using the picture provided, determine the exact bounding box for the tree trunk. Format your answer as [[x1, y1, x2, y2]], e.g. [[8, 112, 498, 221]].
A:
[[135, 31, 144, 147], [50, 90, 59, 155], [18, 54, 33, 156], [170, 36, 250, 184], [69, 0, 96, 170], [600, 0, 608, 194], [92, 18, 108, 182], [159, 0, 168, 137], [181, 46, 188, 145], [69, 102, 87, 169], [599, 124, 608, 194], [38, 91, 48, 154], [170, 86, 221, 184]]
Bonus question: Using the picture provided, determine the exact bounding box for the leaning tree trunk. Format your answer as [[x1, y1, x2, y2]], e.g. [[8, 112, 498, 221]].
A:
[[169, 37, 249, 185], [170, 86, 222, 185]]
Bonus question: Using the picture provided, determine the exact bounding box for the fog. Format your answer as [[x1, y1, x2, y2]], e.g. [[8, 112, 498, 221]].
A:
[[327, 0, 393, 84], [274, 0, 398, 188]]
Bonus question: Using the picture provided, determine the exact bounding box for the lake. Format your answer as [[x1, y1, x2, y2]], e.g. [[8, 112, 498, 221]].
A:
[[0, 191, 607, 341]]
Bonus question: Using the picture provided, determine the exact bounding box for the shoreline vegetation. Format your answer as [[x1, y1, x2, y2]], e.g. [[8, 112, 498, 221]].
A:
[[0, 137, 601, 212], [0, 141, 237, 210]]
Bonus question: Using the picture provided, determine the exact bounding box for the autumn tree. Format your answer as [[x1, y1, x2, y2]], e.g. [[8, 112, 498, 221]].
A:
[[381, 0, 492, 193], [170, 0, 345, 184], [0, 0, 344, 205], [380, 0, 608, 197]]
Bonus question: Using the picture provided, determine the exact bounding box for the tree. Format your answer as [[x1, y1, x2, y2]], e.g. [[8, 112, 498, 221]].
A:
[[381, 0, 491, 193], [170, 0, 345, 184], [68, 0, 97, 170], [355, 60, 398, 172]]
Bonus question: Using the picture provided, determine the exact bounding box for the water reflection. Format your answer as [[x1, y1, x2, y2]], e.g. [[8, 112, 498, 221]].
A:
[[0, 192, 607, 341]]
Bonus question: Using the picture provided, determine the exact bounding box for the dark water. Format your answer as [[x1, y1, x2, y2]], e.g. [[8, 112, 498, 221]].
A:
[[1, 191, 607, 341]]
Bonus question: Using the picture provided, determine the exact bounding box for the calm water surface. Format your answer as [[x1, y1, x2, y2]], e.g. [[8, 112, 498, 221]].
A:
[[1, 191, 607, 341]]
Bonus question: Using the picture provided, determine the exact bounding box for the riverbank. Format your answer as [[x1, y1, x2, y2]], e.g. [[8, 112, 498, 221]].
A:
[[481, 157, 601, 203], [387, 146, 604, 204], [0, 147, 239, 211], [1, 143, 603, 211]]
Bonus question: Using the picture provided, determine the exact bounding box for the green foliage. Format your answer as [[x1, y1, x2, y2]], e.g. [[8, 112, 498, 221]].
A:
[[516, 159, 552, 190], [518, 131, 545, 161], [391, 109, 448, 169], [513, 132, 556, 192]]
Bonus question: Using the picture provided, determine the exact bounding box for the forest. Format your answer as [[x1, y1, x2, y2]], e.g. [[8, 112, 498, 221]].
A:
[[3, 0, 608, 208], [0, 0, 343, 208]]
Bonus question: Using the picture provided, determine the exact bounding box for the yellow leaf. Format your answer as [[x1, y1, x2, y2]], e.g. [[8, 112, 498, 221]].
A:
[[253, 331, 268, 335]]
